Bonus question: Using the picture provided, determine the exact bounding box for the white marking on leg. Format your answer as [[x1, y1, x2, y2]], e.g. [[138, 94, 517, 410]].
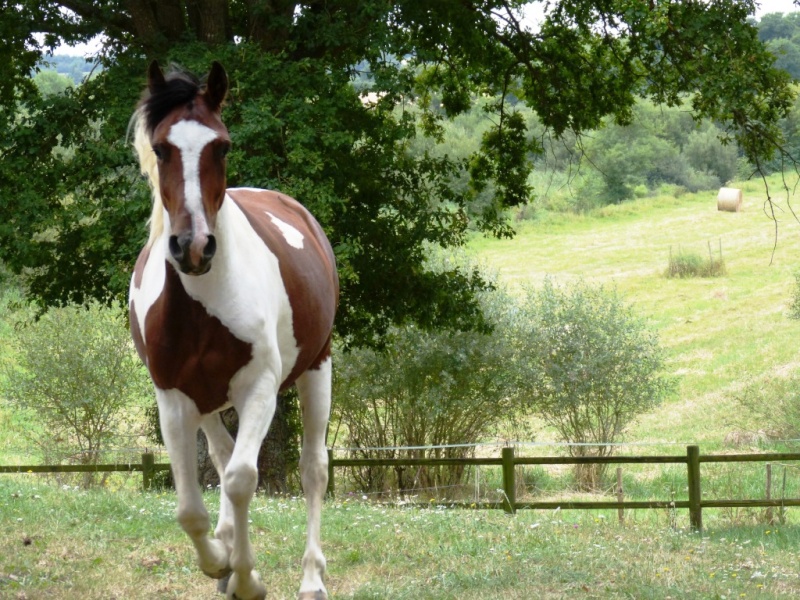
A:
[[266, 211, 305, 249], [201, 414, 236, 550], [156, 389, 230, 579], [222, 381, 277, 600], [296, 358, 332, 598]]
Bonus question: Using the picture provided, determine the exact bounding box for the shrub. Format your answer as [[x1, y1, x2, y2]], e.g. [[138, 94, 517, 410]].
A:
[[2, 302, 152, 486], [331, 287, 526, 495], [788, 270, 800, 320], [518, 279, 675, 490], [729, 370, 800, 446], [665, 243, 726, 278]]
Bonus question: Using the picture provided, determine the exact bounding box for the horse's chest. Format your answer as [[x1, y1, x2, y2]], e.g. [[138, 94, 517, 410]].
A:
[[135, 261, 253, 414]]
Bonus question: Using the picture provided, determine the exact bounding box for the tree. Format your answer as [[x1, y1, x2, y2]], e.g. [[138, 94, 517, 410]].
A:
[[0, 0, 794, 345], [1, 302, 152, 487], [519, 279, 675, 491], [768, 37, 800, 81], [32, 69, 73, 97]]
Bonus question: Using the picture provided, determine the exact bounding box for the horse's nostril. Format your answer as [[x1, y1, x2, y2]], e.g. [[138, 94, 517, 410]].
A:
[[204, 235, 217, 260], [169, 235, 183, 261]]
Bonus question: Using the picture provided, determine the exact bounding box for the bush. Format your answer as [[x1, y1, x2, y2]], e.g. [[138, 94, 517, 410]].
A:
[[788, 270, 800, 320], [331, 287, 526, 495], [2, 302, 152, 486], [665, 243, 726, 278], [518, 279, 675, 490], [729, 371, 800, 447]]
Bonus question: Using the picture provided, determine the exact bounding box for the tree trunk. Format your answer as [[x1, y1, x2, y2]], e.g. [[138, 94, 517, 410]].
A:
[[186, 0, 231, 45]]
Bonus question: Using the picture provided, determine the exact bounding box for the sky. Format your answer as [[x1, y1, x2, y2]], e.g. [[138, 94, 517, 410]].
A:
[[758, 0, 800, 15], [53, 0, 800, 56]]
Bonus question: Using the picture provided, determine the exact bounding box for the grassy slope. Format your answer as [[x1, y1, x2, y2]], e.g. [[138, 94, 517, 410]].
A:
[[469, 176, 800, 449]]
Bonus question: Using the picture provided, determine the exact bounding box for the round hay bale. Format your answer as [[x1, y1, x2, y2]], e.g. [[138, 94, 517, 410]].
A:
[[717, 187, 742, 212]]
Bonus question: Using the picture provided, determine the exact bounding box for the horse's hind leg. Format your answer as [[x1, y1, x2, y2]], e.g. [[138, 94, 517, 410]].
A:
[[157, 389, 230, 580], [296, 358, 332, 600]]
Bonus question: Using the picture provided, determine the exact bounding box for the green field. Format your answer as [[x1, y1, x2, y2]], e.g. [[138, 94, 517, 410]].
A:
[[5, 178, 800, 598], [470, 176, 800, 449]]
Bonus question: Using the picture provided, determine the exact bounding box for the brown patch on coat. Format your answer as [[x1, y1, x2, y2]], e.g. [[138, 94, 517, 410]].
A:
[[132, 260, 253, 414]]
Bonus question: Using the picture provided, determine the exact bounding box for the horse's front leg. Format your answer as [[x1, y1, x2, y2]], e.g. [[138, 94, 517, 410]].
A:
[[222, 384, 276, 600], [157, 389, 231, 580]]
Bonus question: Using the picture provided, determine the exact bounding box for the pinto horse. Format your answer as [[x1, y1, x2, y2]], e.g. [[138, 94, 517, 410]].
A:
[[129, 61, 338, 600]]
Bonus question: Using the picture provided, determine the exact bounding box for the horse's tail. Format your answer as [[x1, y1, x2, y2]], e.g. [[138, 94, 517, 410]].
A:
[[129, 110, 165, 249]]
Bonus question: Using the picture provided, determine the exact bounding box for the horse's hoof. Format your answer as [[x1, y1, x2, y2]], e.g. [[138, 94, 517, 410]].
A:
[[226, 571, 267, 600], [297, 591, 328, 600], [217, 573, 231, 594]]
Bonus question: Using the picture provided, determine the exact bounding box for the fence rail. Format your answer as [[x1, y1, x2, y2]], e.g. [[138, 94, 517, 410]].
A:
[[327, 445, 800, 531], [0, 453, 170, 491], [3, 445, 800, 532]]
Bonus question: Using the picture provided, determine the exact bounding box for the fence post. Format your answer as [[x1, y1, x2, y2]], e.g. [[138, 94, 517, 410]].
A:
[[501, 446, 516, 514], [142, 452, 155, 492], [766, 463, 774, 524], [687, 445, 702, 532], [616, 467, 624, 525], [326, 449, 334, 498]]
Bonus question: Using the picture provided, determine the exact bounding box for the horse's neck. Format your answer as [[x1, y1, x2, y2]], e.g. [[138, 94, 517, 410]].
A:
[[175, 197, 280, 315]]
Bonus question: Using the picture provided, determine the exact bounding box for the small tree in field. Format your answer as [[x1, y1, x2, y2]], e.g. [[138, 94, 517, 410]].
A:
[[520, 279, 675, 491], [2, 302, 151, 487], [332, 288, 524, 495]]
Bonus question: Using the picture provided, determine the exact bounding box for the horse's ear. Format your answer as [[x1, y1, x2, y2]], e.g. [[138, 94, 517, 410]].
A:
[[147, 60, 166, 93], [206, 61, 228, 112]]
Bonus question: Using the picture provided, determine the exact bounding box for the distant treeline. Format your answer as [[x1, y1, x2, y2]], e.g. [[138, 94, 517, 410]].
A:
[[36, 54, 98, 84], [756, 12, 800, 80]]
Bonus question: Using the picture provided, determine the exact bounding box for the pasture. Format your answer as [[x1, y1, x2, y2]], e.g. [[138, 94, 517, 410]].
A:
[[5, 176, 800, 598], [470, 175, 800, 448], [3, 478, 800, 599]]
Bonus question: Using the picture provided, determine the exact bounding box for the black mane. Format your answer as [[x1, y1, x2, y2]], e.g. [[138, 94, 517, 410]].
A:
[[140, 67, 202, 135]]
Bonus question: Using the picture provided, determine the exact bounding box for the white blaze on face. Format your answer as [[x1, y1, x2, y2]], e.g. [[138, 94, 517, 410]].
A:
[[167, 120, 219, 233], [266, 211, 305, 249]]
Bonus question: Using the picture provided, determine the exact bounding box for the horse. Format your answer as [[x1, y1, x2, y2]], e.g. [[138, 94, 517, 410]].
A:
[[128, 60, 338, 600]]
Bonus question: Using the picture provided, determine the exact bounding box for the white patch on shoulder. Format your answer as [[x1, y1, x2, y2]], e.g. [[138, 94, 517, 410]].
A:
[[266, 212, 304, 249]]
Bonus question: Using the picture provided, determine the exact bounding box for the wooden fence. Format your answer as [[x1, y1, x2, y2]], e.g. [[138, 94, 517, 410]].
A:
[[327, 445, 800, 531], [3, 445, 800, 532], [0, 452, 170, 491]]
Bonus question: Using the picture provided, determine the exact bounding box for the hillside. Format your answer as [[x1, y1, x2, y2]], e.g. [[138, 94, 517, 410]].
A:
[[470, 176, 800, 449]]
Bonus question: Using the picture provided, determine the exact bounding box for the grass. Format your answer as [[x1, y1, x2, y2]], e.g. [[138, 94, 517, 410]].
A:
[[2, 477, 800, 599], [470, 174, 800, 449]]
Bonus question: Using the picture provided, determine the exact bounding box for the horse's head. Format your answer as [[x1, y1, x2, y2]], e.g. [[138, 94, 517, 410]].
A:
[[140, 61, 230, 275]]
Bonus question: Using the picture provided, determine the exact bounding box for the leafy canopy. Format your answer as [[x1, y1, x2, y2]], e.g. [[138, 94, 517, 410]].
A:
[[0, 0, 793, 345]]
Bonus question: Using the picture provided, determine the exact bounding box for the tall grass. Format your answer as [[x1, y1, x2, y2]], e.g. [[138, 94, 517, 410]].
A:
[[666, 241, 726, 279]]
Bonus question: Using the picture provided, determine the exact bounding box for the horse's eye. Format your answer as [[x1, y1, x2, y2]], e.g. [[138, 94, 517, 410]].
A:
[[219, 143, 231, 159], [152, 145, 164, 161]]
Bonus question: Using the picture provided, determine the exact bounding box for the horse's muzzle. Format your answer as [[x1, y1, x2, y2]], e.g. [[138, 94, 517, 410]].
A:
[[169, 232, 216, 275]]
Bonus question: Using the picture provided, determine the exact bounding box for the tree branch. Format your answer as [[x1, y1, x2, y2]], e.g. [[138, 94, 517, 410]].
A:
[[57, 0, 135, 37]]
